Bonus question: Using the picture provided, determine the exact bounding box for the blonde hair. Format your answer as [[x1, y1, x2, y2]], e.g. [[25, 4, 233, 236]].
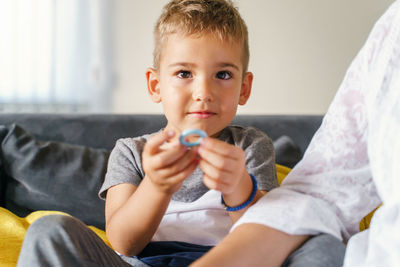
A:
[[153, 0, 249, 73]]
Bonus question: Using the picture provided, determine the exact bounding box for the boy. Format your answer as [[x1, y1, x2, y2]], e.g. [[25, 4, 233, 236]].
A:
[[100, 0, 278, 264], [18, 1, 278, 266]]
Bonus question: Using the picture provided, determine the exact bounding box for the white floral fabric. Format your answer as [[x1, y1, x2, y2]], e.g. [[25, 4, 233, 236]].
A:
[[233, 1, 400, 266]]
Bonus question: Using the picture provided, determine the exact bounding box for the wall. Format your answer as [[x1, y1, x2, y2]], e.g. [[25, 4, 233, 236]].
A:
[[111, 0, 394, 115]]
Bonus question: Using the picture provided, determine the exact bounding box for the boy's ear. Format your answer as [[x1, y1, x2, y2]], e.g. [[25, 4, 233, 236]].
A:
[[146, 68, 162, 103], [239, 72, 253, 105]]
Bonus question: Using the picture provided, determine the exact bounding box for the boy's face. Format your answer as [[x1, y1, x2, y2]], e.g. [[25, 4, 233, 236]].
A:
[[146, 33, 253, 138]]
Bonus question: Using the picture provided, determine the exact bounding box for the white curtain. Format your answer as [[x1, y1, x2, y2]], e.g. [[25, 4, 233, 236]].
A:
[[0, 0, 113, 113]]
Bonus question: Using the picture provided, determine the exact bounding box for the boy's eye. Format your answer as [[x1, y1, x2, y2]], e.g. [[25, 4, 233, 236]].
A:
[[177, 71, 192, 79], [216, 71, 232, 80]]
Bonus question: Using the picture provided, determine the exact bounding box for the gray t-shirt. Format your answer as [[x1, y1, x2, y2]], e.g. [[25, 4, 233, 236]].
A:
[[99, 125, 278, 201]]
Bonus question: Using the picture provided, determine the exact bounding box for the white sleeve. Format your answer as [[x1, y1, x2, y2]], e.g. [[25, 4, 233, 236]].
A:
[[346, 0, 400, 265], [233, 0, 400, 242]]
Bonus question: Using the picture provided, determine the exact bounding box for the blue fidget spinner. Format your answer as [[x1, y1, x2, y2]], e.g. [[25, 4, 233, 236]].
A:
[[179, 129, 207, 147]]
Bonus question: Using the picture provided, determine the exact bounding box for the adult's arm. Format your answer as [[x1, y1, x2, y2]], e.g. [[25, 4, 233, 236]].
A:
[[191, 224, 308, 267]]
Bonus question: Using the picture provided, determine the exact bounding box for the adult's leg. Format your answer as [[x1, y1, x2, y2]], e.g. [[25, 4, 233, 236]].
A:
[[17, 214, 149, 267], [282, 233, 345, 267]]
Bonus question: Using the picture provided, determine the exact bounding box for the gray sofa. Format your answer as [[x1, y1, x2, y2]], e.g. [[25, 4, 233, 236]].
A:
[[0, 113, 323, 230]]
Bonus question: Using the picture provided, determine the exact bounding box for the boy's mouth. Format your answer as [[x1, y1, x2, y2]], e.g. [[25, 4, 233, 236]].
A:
[[188, 111, 216, 119]]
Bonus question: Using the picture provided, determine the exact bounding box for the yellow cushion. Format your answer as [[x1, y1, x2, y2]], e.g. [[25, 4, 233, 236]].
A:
[[359, 205, 380, 231], [0, 207, 110, 267], [276, 164, 291, 185]]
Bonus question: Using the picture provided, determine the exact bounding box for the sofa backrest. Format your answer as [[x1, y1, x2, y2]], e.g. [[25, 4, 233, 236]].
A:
[[0, 113, 323, 229], [232, 115, 322, 155], [0, 113, 323, 156]]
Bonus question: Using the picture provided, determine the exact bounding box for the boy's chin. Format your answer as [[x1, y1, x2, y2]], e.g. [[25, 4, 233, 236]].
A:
[[209, 129, 224, 138]]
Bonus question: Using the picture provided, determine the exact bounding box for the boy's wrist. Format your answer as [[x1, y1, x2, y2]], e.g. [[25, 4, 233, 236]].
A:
[[221, 171, 254, 209], [143, 175, 176, 198]]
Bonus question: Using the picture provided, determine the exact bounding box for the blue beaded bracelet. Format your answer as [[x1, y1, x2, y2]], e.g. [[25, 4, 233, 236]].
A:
[[221, 174, 258, 212]]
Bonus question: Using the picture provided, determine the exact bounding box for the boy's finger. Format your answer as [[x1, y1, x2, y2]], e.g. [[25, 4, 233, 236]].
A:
[[200, 138, 240, 159], [144, 130, 175, 155], [158, 149, 199, 180], [151, 143, 188, 169], [170, 158, 198, 185], [198, 158, 231, 182], [198, 148, 236, 172], [202, 174, 228, 191]]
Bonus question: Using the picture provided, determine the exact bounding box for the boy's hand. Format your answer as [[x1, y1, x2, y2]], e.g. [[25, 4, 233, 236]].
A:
[[198, 137, 248, 198], [142, 130, 198, 195]]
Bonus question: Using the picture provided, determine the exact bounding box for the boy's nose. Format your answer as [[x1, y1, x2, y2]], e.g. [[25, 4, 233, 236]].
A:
[[192, 79, 213, 102]]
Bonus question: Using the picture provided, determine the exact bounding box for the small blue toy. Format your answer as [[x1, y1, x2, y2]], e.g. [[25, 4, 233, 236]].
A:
[[179, 129, 207, 147]]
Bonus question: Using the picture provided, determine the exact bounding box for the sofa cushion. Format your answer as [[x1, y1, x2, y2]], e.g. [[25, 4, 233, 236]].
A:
[[0, 124, 109, 229], [0, 207, 110, 266], [273, 135, 302, 168], [0, 127, 7, 207]]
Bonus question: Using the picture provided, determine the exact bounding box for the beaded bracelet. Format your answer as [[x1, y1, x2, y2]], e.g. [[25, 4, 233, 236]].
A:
[[221, 174, 258, 212]]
